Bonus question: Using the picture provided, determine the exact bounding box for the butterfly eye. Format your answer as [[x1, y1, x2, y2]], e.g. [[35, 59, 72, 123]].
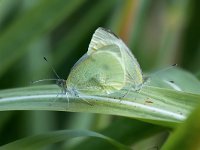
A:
[[56, 79, 66, 87]]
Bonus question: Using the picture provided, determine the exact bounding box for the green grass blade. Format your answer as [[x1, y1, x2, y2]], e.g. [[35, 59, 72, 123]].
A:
[[161, 104, 200, 150], [72, 118, 165, 150], [0, 68, 199, 128], [0, 86, 197, 128], [0, 129, 130, 150]]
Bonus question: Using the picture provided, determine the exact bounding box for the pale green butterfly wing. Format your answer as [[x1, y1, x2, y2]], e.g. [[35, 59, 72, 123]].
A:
[[66, 45, 126, 95], [88, 27, 143, 88]]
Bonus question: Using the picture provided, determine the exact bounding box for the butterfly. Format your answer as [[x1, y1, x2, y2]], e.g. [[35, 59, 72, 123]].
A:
[[66, 27, 144, 95], [33, 27, 144, 105]]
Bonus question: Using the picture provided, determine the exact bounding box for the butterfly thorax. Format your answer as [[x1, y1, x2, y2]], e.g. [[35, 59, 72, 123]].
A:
[[56, 79, 67, 93]]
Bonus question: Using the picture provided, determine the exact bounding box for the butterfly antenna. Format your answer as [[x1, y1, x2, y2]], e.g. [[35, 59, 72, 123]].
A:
[[150, 64, 178, 76], [124, 64, 178, 86], [31, 79, 59, 84], [43, 57, 60, 79], [31, 57, 63, 85]]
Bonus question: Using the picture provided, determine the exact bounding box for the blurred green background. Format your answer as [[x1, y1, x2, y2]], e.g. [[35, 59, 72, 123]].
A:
[[0, 0, 199, 148]]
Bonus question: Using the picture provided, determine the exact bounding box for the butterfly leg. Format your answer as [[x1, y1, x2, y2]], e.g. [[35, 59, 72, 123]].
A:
[[121, 88, 132, 98], [71, 88, 93, 106], [49, 87, 64, 106], [66, 91, 69, 108]]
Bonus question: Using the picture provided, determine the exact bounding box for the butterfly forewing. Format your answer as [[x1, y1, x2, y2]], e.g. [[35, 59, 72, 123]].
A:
[[66, 45, 126, 95]]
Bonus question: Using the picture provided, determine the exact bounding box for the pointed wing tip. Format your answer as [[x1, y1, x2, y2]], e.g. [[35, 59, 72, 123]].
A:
[[95, 27, 119, 39]]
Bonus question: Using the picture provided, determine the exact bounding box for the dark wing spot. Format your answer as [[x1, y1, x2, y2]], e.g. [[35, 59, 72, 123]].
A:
[[100, 27, 119, 39]]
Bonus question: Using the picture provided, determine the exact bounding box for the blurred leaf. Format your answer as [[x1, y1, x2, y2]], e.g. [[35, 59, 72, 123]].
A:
[[0, 129, 130, 150], [156, 0, 188, 66], [0, 0, 87, 77], [0, 112, 13, 132], [161, 104, 200, 150], [129, 0, 151, 50], [0, 0, 19, 29], [196, 71, 200, 80], [181, 0, 200, 72], [72, 118, 165, 150], [53, 0, 116, 67]]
